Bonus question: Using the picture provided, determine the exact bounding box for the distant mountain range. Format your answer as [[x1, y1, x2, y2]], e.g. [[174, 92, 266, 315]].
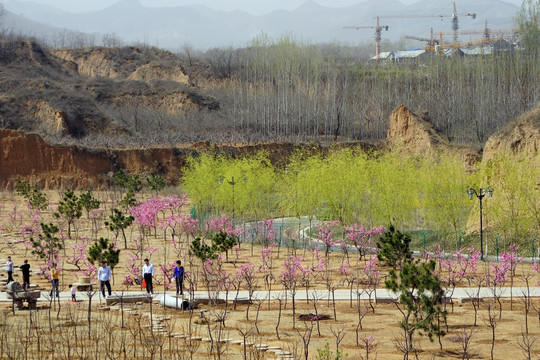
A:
[[3, 0, 519, 51]]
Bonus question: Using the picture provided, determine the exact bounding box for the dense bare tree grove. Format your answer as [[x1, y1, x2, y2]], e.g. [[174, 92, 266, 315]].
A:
[[202, 35, 539, 146]]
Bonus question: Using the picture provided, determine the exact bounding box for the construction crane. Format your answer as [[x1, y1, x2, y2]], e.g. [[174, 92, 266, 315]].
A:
[[378, 1, 476, 45], [344, 16, 389, 61], [424, 35, 508, 51], [405, 26, 509, 51], [404, 28, 439, 47], [438, 20, 517, 41]]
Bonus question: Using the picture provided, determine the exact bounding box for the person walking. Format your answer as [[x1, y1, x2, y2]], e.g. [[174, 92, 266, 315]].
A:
[[69, 284, 77, 302], [142, 258, 154, 294], [19, 259, 30, 290], [49, 263, 59, 298], [173, 260, 184, 296], [5, 256, 14, 283], [98, 261, 112, 298]]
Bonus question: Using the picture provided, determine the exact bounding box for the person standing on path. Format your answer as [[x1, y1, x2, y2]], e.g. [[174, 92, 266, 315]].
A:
[[173, 260, 184, 296], [5, 256, 14, 283], [142, 258, 154, 294], [19, 259, 30, 290], [69, 284, 77, 302], [98, 261, 112, 298], [49, 263, 59, 298]]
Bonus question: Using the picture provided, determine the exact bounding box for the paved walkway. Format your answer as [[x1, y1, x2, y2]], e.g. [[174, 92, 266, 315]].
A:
[[2, 286, 540, 303]]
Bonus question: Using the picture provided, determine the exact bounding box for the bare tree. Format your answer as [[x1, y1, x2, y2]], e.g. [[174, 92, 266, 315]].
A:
[[296, 321, 314, 360], [450, 326, 477, 360]]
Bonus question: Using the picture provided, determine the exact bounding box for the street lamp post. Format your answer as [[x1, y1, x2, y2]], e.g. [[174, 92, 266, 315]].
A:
[[467, 187, 494, 261], [218, 176, 247, 221]]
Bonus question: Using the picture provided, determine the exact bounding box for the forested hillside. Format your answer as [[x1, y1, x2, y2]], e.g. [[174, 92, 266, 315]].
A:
[[0, 31, 539, 148]]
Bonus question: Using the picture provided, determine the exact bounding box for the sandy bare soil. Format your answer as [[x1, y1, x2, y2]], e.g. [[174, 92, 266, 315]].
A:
[[1, 190, 540, 359]]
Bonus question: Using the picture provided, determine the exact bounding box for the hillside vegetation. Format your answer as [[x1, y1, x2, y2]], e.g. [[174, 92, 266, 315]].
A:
[[0, 34, 539, 148], [0, 36, 219, 144]]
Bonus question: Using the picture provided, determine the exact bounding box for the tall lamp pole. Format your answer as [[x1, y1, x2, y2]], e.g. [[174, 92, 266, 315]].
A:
[[467, 187, 494, 261], [218, 176, 247, 221]]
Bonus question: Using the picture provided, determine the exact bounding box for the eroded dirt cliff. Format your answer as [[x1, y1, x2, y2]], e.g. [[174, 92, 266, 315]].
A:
[[386, 104, 481, 166], [0, 129, 305, 189], [483, 102, 540, 162]]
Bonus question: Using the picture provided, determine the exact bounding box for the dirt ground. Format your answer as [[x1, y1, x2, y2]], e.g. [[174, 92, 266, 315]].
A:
[[1, 190, 540, 359], [0, 296, 538, 359]]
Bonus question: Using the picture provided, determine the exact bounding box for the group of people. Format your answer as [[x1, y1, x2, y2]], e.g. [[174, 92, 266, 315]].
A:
[[5, 257, 185, 300], [142, 259, 184, 296], [5, 256, 32, 290]]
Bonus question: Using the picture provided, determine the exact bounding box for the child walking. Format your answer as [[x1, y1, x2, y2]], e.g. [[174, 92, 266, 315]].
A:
[[69, 284, 76, 302]]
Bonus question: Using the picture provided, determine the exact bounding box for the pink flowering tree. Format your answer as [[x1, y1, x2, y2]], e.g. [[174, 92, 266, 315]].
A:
[[339, 259, 358, 307], [305, 249, 325, 302], [159, 262, 177, 292], [130, 197, 166, 238], [258, 244, 276, 307], [362, 256, 380, 312], [456, 248, 482, 285], [345, 225, 386, 260], [68, 235, 97, 281], [256, 218, 277, 248], [7, 204, 23, 232], [280, 255, 307, 328], [201, 255, 228, 306], [160, 215, 200, 257], [315, 220, 340, 257], [205, 216, 243, 238], [237, 261, 258, 320], [487, 259, 510, 318], [502, 243, 521, 309], [438, 249, 462, 314], [20, 222, 40, 256], [345, 224, 385, 293], [124, 235, 144, 286]]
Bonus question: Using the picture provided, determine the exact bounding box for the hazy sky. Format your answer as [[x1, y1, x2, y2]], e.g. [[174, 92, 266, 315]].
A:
[[7, 0, 525, 15]]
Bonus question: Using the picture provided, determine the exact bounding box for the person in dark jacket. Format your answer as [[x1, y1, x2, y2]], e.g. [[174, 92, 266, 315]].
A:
[[173, 260, 184, 296]]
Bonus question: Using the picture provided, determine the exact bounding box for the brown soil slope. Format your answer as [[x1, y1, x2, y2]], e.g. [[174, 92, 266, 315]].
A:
[[387, 104, 450, 154], [0, 129, 310, 189], [387, 104, 481, 165], [483, 102, 540, 162]]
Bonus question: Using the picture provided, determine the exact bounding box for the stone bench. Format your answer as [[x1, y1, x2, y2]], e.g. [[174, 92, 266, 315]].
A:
[[105, 294, 152, 305]]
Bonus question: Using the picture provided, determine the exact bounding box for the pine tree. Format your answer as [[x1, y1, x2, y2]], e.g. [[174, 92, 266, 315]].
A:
[[385, 259, 446, 358], [377, 225, 412, 270]]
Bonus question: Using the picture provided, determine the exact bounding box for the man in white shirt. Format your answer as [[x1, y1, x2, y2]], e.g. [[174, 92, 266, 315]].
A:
[[5, 256, 14, 283], [142, 258, 154, 294], [97, 261, 112, 297]]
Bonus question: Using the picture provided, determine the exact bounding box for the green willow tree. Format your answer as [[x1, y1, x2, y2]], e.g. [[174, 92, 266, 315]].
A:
[[420, 154, 474, 245], [480, 152, 540, 241]]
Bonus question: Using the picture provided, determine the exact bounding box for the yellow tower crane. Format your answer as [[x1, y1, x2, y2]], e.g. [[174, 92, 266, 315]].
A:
[[378, 1, 476, 46]]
